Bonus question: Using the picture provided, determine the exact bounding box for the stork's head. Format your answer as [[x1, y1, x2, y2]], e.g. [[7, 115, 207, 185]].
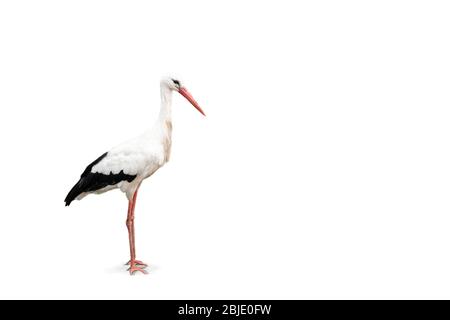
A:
[[161, 77, 206, 116]]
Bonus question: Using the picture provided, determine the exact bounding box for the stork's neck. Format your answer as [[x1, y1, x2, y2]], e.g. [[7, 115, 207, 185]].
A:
[[156, 85, 173, 162], [159, 85, 173, 123]]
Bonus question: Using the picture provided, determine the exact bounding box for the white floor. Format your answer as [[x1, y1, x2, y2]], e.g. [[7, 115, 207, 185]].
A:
[[1, 1, 450, 299]]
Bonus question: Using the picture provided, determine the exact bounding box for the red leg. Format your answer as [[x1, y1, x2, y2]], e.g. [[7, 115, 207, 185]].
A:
[[126, 187, 148, 275]]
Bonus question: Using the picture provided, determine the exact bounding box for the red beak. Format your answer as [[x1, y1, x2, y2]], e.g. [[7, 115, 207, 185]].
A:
[[178, 87, 206, 116]]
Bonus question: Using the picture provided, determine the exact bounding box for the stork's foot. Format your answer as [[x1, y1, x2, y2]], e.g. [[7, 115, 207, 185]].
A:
[[126, 260, 148, 275], [125, 260, 148, 268]]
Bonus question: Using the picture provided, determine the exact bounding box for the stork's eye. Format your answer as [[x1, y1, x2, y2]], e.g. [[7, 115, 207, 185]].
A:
[[172, 79, 180, 86]]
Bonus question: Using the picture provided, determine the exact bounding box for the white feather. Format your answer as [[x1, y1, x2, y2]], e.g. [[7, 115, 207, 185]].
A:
[[86, 79, 175, 200]]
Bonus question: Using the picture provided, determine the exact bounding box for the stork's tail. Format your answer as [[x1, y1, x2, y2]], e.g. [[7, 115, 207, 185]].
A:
[[64, 179, 85, 206]]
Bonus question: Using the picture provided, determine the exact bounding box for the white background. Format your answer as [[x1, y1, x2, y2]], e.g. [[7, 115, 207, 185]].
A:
[[0, 0, 449, 299]]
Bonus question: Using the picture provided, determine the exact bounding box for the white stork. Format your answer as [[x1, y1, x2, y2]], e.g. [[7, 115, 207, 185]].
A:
[[65, 77, 205, 275]]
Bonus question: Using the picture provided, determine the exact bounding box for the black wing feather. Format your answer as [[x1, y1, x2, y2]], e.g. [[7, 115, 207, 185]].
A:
[[64, 152, 137, 206]]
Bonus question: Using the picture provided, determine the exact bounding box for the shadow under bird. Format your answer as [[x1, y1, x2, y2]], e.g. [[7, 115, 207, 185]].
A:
[[65, 77, 205, 275]]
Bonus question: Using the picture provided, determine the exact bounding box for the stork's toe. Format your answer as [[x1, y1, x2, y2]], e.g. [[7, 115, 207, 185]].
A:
[[125, 260, 148, 268], [128, 264, 148, 275]]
